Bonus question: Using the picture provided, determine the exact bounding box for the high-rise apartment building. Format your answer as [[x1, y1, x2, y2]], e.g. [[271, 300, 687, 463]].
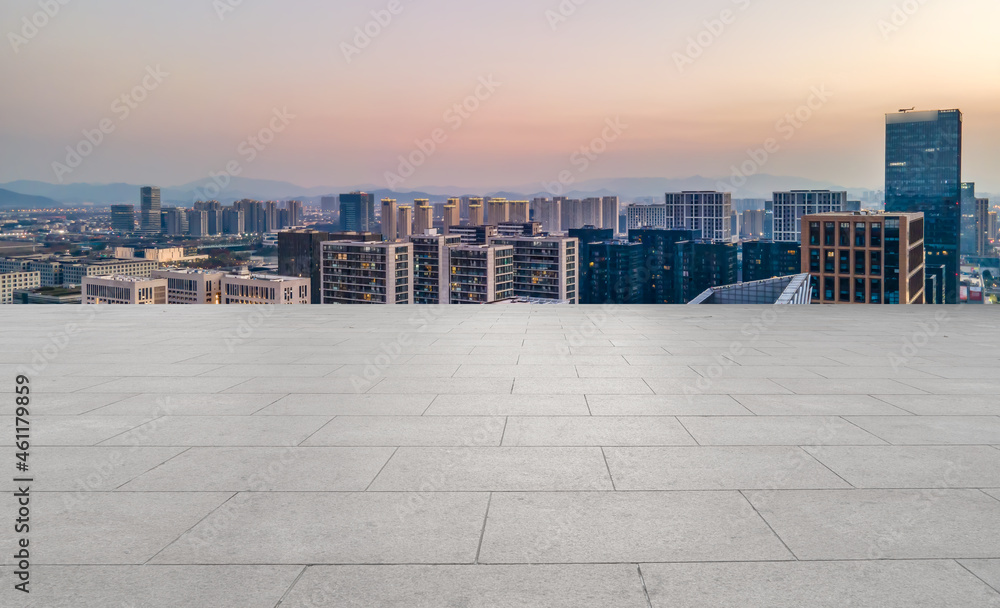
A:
[[487, 198, 510, 225], [264, 201, 280, 232], [151, 268, 224, 304], [675, 240, 739, 304], [532, 198, 561, 234], [885, 109, 962, 303], [976, 197, 991, 256], [772, 190, 847, 243], [321, 241, 413, 304], [450, 225, 498, 245], [186, 209, 208, 236], [628, 229, 699, 304], [741, 209, 769, 240], [449, 244, 514, 304], [221, 207, 245, 235], [802, 211, 926, 304], [381, 199, 398, 242], [411, 233, 462, 304], [626, 204, 669, 231], [110, 205, 135, 233], [286, 200, 304, 228], [510, 200, 530, 224], [742, 241, 802, 283], [582, 198, 603, 228], [443, 199, 460, 234], [415, 199, 434, 235], [665, 191, 732, 242], [82, 276, 168, 305], [561, 199, 585, 231], [139, 187, 162, 234], [195, 200, 222, 235], [602, 197, 620, 235], [340, 192, 374, 232], [489, 235, 578, 303], [397, 206, 413, 240], [468, 201, 484, 227], [163, 208, 188, 236]]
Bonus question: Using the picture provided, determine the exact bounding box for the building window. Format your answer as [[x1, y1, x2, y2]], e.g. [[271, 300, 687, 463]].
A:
[[855, 250, 866, 275], [870, 279, 882, 304], [824, 277, 835, 301], [824, 223, 835, 246], [855, 223, 866, 247], [824, 250, 835, 273], [870, 223, 882, 247], [839, 278, 850, 302], [839, 251, 850, 274], [870, 251, 881, 275], [809, 249, 820, 273], [839, 223, 851, 246], [809, 222, 820, 246], [855, 278, 866, 303]]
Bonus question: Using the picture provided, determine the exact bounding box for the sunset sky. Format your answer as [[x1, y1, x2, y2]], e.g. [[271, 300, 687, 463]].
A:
[[2, 0, 999, 191]]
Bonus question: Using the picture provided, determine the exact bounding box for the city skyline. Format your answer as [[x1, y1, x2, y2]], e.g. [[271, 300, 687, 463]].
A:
[[2, 0, 999, 191]]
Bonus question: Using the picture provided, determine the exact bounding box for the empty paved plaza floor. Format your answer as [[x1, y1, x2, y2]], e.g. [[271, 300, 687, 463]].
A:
[[2, 305, 1000, 607]]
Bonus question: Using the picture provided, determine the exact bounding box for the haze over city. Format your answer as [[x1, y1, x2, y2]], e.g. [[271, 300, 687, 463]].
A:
[[3, 0, 1000, 191]]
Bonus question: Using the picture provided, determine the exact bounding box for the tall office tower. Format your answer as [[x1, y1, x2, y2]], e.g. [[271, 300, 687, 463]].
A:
[[772, 190, 848, 243], [195, 200, 222, 235], [488, 235, 579, 303], [110, 205, 136, 233], [397, 206, 413, 240], [151, 268, 225, 304], [411, 233, 462, 304], [665, 191, 733, 242], [742, 241, 802, 282], [741, 209, 768, 239], [675, 240, 739, 304], [321, 241, 413, 304], [532, 198, 561, 234], [802, 211, 926, 304], [380, 199, 398, 242], [449, 244, 515, 304], [568, 228, 614, 304], [450, 224, 498, 245], [602, 197, 620, 235], [278, 229, 332, 304], [582, 198, 603, 228], [626, 204, 669, 231], [989, 211, 999, 248], [414, 199, 434, 235], [960, 183, 978, 256], [468, 202, 484, 226], [886, 109, 962, 303], [487, 198, 510, 224], [221, 207, 245, 234], [976, 198, 991, 256], [443, 201, 460, 234], [628, 229, 699, 304], [184, 210, 206, 236], [286, 200, 304, 227], [339, 192, 374, 232], [264, 201, 280, 232], [139, 186, 162, 234], [321, 196, 338, 213], [163, 208, 188, 236], [510, 200, 530, 223]]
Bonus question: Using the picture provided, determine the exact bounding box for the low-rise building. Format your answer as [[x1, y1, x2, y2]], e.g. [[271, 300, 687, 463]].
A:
[[82, 276, 168, 305], [221, 272, 310, 305], [1, 271, 41, 304], [151, 268, 225, 304]]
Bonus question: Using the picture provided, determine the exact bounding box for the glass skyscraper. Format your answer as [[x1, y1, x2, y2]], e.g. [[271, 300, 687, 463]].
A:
[[339, 192, 375, 233], [139, 186, 162, 234], [885, 109, 962, 303]]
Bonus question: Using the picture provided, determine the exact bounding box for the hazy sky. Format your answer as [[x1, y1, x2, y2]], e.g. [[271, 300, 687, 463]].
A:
[[2, 0, 998, 191]]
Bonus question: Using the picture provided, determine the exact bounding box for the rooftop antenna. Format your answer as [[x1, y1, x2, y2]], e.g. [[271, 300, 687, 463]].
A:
[[899, 107, 915, 113]]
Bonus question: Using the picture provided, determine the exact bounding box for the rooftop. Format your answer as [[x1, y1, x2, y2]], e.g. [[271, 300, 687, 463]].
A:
[[1, 306, 999, 606]]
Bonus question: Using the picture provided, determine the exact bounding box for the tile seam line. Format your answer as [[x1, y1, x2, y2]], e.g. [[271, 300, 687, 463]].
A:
[[92, 415, 165, 446], [141, 490, 240, 565], [474, 492, 494, 565], [271, 564, 309, 608], [249, 393, 291, 416], [797, 446, 856, 489], [113, 446, 194, 491], [636, 564, 654, 608], [600, 446, 617, 491], [738, 489, 799, 561], [24, 558, 1000, 567], [364, 447, 399, 492], [838, 414, 893, 445], [295, 415, 338, 447], [955, 559, 1000, 597]]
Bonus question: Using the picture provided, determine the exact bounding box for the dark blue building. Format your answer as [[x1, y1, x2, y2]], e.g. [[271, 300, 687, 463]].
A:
[[628, 229, 699, 304], [885, 109, 962, 303], [743, 241, 802, 283], [675, 240, 739, 304], [339, 192, 375, 233]]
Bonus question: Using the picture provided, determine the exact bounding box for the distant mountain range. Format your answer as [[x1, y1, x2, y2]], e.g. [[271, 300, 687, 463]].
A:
[[0, 175, 874, 209]]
